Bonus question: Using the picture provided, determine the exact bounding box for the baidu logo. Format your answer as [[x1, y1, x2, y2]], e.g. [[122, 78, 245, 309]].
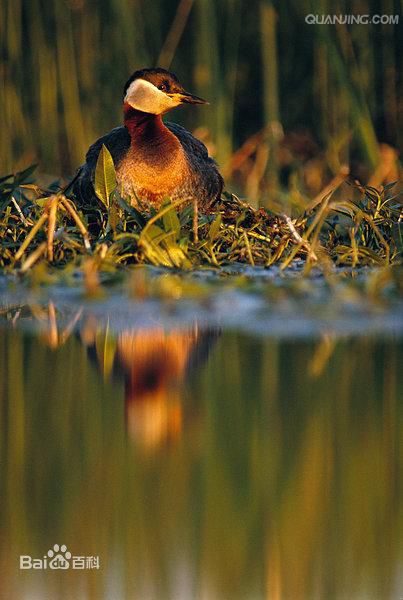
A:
[[20, 544, 100, 570]]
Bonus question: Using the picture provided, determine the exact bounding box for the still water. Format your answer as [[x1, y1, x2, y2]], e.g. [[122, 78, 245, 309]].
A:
[[0, 272, 403, 599]]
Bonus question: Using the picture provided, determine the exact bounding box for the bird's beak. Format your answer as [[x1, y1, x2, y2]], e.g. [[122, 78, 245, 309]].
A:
[[168, 91, 209, 105]]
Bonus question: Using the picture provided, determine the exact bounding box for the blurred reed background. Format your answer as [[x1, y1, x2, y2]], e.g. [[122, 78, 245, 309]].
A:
[[0, 0, 401, 203]]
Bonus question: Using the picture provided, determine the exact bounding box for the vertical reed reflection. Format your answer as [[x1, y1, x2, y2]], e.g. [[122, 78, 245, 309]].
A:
[[0, 323, 402, 599]]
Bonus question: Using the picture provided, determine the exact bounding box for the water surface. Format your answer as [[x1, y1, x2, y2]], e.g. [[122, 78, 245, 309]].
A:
[[0, 270, 402, 599]]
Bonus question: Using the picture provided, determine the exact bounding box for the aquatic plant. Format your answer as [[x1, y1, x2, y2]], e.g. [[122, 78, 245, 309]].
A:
[[0, 156, 401, 275]]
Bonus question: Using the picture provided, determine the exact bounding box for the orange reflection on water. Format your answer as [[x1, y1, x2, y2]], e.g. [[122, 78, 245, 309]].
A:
[[26, 302, 215, 451], [117, 327, 200, 449]]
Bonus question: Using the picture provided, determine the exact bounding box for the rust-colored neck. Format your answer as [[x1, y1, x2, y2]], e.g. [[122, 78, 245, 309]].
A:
[[123, 103, 172, 148]]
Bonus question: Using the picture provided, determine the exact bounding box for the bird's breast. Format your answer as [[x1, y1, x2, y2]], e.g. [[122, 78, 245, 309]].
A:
[[116, 135, 192, 207]]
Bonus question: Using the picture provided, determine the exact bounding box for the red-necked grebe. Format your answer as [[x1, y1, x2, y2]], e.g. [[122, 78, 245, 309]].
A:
[[73, 68, 224, 211]]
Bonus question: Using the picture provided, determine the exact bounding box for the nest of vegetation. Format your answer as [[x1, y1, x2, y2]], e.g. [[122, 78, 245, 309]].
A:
[[0, 157, 402, 276]]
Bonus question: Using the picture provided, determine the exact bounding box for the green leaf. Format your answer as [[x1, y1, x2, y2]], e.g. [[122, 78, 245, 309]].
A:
[[95, 321, 117, 379], [139, 224, 174, 267], [14, 163, 38, 184], [179, 205, 193, 227], [109, 201, 120, 234], [164, 241, 192, 269], [139, 223, 191, 268], [94, 144, 117, 209], [0, 164, 39, 211], [117, 196, 146, 228], [0, 173, 14, 186], [161, 198, 180, 242], [384, 181, 398, 190], [208, 213, 222, 242]]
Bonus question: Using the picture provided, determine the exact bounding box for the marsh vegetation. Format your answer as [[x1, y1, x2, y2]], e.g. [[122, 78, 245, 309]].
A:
[[1, 1, 402, 598]]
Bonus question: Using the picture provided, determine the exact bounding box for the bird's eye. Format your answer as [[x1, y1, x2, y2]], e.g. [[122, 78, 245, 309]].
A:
[[158, 83, 167, 91]]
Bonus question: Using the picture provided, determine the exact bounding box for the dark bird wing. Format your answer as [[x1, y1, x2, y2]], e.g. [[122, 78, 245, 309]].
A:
[[72, 126, 130, 204], [166, 121, 224, 205]]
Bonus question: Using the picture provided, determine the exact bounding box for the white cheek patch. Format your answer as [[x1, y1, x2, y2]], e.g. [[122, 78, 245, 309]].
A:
[[124, 78, 179, 115]]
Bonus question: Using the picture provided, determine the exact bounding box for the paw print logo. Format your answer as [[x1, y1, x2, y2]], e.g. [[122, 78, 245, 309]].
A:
[[47, 544, 71, 569]]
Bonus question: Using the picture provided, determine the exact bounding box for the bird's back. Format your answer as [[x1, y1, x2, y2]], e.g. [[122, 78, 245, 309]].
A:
[[166, 122, 223, 207]]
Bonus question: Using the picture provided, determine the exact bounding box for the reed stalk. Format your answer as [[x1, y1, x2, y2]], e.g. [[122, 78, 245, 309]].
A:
[[260, 0, 281, 206]]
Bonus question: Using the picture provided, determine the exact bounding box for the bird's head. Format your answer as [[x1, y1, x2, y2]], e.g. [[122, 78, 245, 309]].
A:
[[123, 68, 208, 115]]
